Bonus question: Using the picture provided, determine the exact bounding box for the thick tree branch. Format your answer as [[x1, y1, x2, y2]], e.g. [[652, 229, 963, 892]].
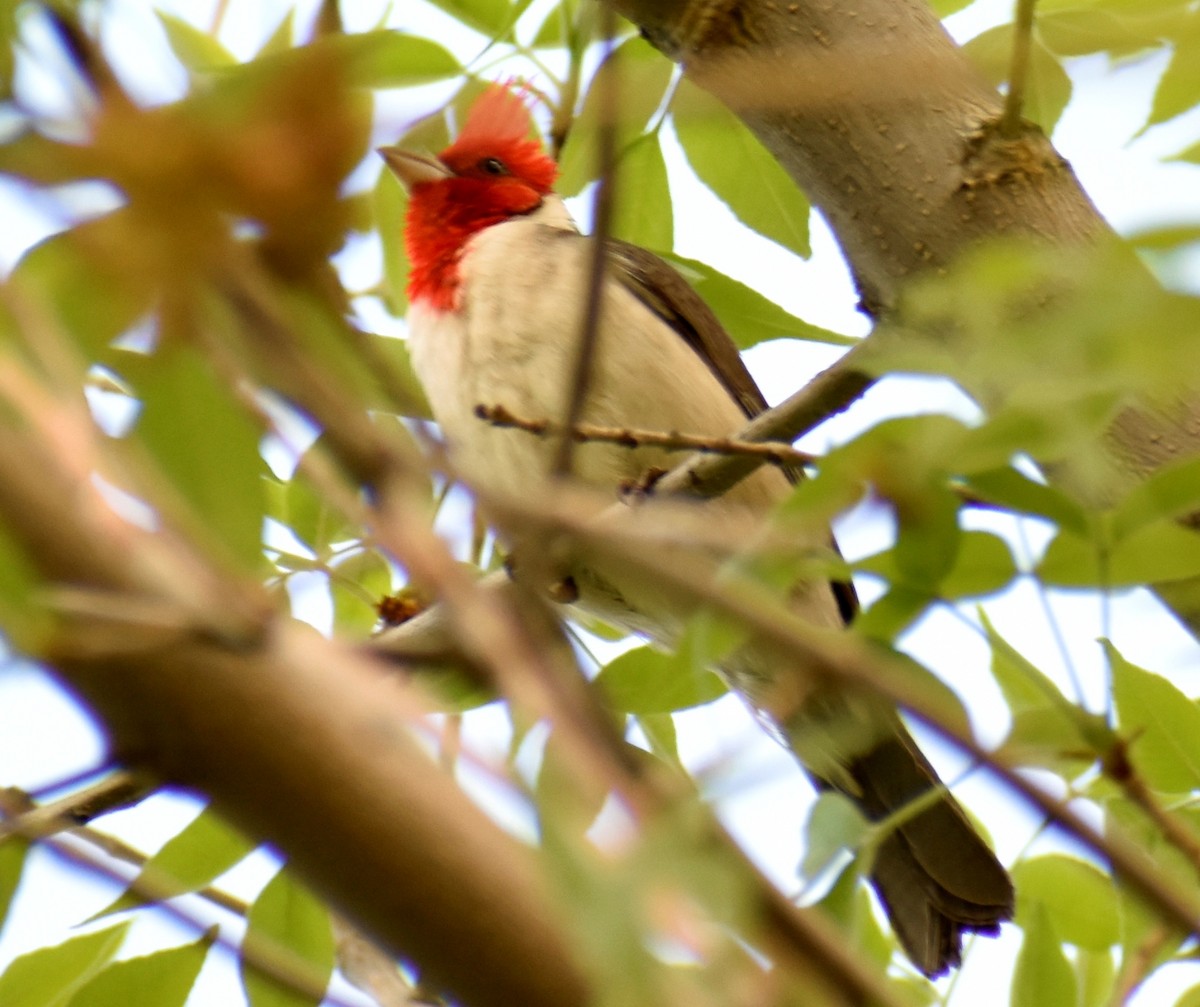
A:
[[602, 0, 1200, 638]]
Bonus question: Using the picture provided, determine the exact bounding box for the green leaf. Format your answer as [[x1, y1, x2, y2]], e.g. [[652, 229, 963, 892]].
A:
[[375, 169, 410, 318], [800, 792, 869, 881], [609, 131, 673, 251], [1038, 519, 1200, 588], [965, 466, 1087, 534], [1012, 855, 1119, 951], [1011, 902, 1076, 1007], [1175, 983, 1200, 1007], [854, 586, 933, 642], [241, 868, 335, 1007], [983, 611, 1098, 770], [320, 31, 460, 90], [596, 645, 727, 715], [939, 530, 1019, 598], [0, 922, 130, 1007], [424, 0, 514, 38], [9, 220, 152, 361], [673, 79, 809, 258], [362, 333, 431, 418], [67, 934, 212, 1007], [659, 253, 854, 349], [331, 549, 393, 635], [1038, 9, 1160, 58], [91, 806, 255, 919], [1148, 17, 1200, 127], [817, 867, 894, 970], [635, 712, 682, 767], [258, 10, 296, 57], [1110, 641, 1200, 792], [0, 836, 28, 935], [156, 12, 237, 73], [132, 344, 266, 568], [557, 36, 675, 196], [929, 0, 975, 16], [1111, 455, 1200, 539], [1076, 947, 1115, 1007], [963, 25, 1073, 133], [855, 531, 1017, 600]]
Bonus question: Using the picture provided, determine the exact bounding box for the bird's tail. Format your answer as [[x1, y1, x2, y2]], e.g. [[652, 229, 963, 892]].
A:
[[838, 729, 1014, 977]]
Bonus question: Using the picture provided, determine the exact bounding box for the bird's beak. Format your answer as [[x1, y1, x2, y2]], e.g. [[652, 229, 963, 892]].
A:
[[377, 146, 451, 192]]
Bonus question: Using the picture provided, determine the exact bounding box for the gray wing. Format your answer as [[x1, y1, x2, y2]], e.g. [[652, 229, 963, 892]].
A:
[[604, 239, 768, 421], [604, 238, 858, 623]]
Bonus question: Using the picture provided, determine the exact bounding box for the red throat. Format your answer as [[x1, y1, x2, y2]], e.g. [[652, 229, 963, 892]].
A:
[[403, 86, 558, 312]]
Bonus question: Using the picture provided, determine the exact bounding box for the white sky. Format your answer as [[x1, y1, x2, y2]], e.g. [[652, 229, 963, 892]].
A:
[[2, 1, 1200, 1005]]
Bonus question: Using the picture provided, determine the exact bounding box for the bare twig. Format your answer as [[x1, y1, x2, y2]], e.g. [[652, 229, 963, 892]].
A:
[[477, 403, 818, 467]]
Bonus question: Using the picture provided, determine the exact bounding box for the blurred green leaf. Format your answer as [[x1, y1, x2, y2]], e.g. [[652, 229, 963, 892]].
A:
[[258, 9, 296, 56], [816, 867, 894, 970], [929, 0, 975, 16], [134, 344, 266, 569], [9, 222, 152, 362], [241, 868, 335, 1007], [1076, 947, 1115, 1007], [425, 0, 516, 38], [636, 711, 683, 767], [965, 467, 1087, 534], [1110, 641, 1200, 792], [91, 805, 255, 919], [673, 79, 809, 258], [963, 25, 1072, 132], [67, 934, 212, 1007], [1038, 8, 1160, 57], [156, 12, 237, 74], [660, 253, 854, 348], [983, 611, 1099, 770], [857, 531, 1017, 600], [609, 131, 673, 251], [1038, 519, 1200, 588], [596, 645, 726, 715], [1148, 15, 1200, 127], [0, 836, 28, 935], [0, 922, 130, 1007], [1176, 983, 1200, 1007], [853, 586, 932, 641], [1012, 855, 1119, 950], [557, 36, 674, 196], [800, 792, 868, 881], [1011, 902, 1075, 1007], [331, 548, 393, 635], [1111, 455, 1200, 538], [374, 169, 410, 317]]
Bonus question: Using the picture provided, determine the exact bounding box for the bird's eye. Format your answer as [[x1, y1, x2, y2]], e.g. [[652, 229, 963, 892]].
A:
[[479, 157, 508, 176]]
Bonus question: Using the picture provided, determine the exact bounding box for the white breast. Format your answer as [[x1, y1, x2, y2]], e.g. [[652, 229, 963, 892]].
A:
[[406, 197, 788, 511]]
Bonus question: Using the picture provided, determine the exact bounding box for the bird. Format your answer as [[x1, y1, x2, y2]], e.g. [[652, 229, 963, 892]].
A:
[[379, 83, 1013, 977]]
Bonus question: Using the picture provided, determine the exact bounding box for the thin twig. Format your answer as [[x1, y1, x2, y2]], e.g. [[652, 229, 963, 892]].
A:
[[1106, 737, 1200, 881], [0, 785, 253, 918], [0, 772, 152, 843], [1000, 0, 1037, 137], [477, 403, 818, 467], [552, 3, 619, 477]]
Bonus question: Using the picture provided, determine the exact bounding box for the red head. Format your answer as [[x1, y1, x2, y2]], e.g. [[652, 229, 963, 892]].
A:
[[380, 85, 559, 310]]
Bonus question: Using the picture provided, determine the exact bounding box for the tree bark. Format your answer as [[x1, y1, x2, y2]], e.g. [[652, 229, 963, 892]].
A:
[[605, 0, 1200, 632]]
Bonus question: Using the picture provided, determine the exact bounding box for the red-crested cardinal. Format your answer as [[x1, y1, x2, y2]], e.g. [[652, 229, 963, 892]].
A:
[[380, 84, 1012, 976]]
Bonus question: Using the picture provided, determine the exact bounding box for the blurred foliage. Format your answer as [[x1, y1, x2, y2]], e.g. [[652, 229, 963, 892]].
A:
[[0, 1, 1198, 1006]]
